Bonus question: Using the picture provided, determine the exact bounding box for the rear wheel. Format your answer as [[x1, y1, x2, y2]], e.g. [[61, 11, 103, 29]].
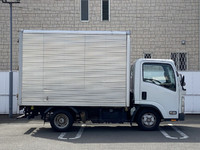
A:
[[137, 109, 160, 131], [50, 110, 74, 132]]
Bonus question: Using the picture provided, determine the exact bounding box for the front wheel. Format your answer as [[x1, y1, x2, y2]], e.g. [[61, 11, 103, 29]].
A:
[[137, 109, 160, 131], [50, 110, 74, 132]]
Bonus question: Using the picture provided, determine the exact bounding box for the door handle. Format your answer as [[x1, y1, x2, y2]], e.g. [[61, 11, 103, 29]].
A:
[[142, 92, 147, 100]]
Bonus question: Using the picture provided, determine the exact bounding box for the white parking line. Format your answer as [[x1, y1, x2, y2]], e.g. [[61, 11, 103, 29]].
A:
[[159, 127, 178, 139], [168, 124, 189, 139], [58, 124, 86, 140], [58, 132, 67, 140], [69, 124, 86, 140], [159, 124, 189, 140]]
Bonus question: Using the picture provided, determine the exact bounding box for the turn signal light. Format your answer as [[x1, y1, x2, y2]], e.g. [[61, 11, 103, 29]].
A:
[[171, 119, 177, 121]]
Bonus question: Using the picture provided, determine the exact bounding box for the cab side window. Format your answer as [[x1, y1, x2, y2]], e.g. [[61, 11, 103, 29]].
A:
[[143, 63, 176, 91]]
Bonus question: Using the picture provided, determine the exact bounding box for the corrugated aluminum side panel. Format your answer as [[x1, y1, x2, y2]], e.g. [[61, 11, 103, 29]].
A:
[[20, 31, 128, 107], [22, 34, 44, 102]]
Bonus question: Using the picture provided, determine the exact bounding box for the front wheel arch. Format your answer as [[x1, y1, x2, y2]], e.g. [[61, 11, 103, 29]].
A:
[[134, 105, 164, 121]]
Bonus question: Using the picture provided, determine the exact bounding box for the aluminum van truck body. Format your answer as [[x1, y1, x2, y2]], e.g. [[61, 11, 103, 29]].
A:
[[18, 30, 186, 131]]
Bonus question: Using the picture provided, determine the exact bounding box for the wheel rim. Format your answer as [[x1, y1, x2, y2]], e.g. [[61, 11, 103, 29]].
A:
[[141, 113, 156, 128], [54, 113, 69, 129]]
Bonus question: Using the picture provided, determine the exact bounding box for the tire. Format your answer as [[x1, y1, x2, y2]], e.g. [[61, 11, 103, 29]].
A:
[[137, 109, 160, 131], [50, 110, 74, 132]]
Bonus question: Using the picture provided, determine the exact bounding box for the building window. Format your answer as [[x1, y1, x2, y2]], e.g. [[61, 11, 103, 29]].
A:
[[171, 52, 187, 71], [102, 0, 109, 21], [144, 53, 152, 59], [81, 0, 88, 21]]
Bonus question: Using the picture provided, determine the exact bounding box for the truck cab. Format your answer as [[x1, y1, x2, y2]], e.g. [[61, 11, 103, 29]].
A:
[[130, 59, 185, 130]]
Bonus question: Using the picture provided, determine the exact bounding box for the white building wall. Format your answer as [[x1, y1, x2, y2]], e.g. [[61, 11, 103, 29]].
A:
[[0, 71, 200, 114], [181, 71, 200, 114], [0, 72, 19, 114]]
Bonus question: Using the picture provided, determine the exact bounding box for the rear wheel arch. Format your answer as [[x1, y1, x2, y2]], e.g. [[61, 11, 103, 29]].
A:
[[43, 106, 78, 121]]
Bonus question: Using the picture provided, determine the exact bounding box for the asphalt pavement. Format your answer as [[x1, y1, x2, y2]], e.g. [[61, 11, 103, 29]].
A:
[[0, 114, 200, 150]]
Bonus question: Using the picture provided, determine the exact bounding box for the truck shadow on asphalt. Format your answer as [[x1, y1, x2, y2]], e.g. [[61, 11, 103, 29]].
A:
[[0, 115, 30, 124], [27, 124, 200, 143]]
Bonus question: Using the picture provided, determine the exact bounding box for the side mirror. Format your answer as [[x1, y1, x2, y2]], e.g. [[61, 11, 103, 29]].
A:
[[181, 75, 185, 86], [180, 75, 186, 91]]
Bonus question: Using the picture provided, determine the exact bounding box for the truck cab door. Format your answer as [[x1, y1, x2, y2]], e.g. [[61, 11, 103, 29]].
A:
[[140, 62, 179, 119]]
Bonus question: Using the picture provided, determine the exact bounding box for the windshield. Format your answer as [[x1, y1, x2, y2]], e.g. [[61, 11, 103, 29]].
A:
[[143, 63, 176, 91]]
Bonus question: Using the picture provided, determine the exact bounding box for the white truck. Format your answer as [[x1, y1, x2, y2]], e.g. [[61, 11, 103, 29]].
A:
[[18, 30, 186, 131]]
